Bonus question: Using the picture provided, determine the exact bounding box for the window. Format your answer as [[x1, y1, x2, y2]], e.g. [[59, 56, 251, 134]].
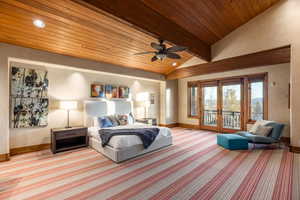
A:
[[250, 81, 264, 121], [188, 83, 198, 117], [247, 74, 268, 122], [188, 73, 268, 127]]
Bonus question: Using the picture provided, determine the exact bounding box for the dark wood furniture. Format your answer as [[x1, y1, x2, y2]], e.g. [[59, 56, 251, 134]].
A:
[[136, 118, 157, 126], [51, 127, 88, 154]]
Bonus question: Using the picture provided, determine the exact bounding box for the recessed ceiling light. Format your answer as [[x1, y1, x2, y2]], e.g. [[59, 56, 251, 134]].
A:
[[172, 62, 177, 66], [33, 19, 45, 28]]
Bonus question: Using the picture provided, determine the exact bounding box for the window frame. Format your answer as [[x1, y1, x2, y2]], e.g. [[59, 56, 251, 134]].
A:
[[187, 73, 268, 126], [187, 81, 199, 118], [246, 73, 268, 124]]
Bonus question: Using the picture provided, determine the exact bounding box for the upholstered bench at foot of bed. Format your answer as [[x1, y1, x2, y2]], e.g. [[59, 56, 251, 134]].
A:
[[217, 134, 249, 150]]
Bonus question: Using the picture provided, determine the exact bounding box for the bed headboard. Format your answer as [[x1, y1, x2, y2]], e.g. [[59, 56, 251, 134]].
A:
[[113, 100, 132, 115], [84, 99, 133, 127], [84, 100, 110, 127]]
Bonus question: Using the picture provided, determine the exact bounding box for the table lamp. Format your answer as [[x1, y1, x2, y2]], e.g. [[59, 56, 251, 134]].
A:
[[60, 101, 78, 128], [135, 100, 151, 118]]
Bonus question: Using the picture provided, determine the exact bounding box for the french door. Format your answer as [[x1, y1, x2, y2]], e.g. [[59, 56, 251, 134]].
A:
[[199, 79, 244, 133]]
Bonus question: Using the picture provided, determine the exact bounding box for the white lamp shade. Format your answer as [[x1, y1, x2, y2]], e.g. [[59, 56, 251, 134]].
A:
[[60, 101, 78, 110]]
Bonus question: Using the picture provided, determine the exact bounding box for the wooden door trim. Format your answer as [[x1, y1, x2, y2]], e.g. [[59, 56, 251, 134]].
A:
[[199, 82, 219, 131], [190, 72, 268, 132], [198, 78, 245, 132], [246, 73, 268, 123], [219, 80, 244, 132]]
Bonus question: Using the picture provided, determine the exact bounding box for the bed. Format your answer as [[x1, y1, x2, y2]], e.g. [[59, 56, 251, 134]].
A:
[[84, 100, 173, 163]]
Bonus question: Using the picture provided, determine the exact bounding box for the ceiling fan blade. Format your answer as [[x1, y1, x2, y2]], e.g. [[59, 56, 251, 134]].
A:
[[151, 56, 158, 62], [167, 52, 181, 59], [151, 42, 163, 51], [167, 46, 188, 53], [134, 51, 155, 55]]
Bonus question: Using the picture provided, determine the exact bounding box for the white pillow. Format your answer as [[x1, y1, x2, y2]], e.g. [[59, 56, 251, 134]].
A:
[[253, 125, 273, 136], [249, 120, 274, 133]]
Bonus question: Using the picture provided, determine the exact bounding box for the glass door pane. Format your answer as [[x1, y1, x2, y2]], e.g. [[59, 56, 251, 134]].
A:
[[250, 81, 264, 121], [222, 84, 241, 130], [202, 86, 218, 127], [190, 87, 198, 116]]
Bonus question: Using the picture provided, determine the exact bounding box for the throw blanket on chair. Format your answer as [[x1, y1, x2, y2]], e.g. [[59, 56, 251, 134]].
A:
[[99, 128, 160, 149]]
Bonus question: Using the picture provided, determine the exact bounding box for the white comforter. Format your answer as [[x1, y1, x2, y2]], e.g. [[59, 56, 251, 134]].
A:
[[88, 123, 171, 149]]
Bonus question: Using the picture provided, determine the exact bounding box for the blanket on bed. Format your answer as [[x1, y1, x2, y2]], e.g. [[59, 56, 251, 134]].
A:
[[99, 128, 160, 149]]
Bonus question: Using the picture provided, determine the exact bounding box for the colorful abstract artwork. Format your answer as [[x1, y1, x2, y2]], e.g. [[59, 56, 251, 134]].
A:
[[11, 66, 49, 128], [96, 84, 131, 99], [112, 85, 119, 98], [11, 67, 48, 98], [11, 98, 49, 128], [91, 84, 105, 98], [105, 85, 113, 99], [119, 86, 130, 98]]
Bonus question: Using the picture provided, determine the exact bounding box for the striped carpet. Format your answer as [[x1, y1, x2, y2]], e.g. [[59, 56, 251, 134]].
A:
[[0, 127, 299, 200]]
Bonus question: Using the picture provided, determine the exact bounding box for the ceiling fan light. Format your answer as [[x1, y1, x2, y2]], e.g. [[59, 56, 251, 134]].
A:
[[156, 53, 166, 60]]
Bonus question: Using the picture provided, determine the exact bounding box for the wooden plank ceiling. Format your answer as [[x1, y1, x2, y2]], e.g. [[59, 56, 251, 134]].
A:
[[0, 0, 280, 75], [0, 0, 192, 74], [141, 0, 280, 45]]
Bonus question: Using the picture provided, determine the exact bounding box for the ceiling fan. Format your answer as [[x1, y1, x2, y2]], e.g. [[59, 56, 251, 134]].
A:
[[134, 40, 188, 62]]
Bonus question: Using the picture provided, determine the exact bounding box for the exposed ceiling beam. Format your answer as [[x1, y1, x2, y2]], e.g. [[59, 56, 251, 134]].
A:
[[71, 0, 211, 61], [167, 46, 291, 80]]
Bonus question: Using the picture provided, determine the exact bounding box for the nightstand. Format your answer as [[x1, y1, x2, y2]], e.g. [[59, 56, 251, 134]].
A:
[[136, 118, 157, 126], [51, 127, 88, 154]]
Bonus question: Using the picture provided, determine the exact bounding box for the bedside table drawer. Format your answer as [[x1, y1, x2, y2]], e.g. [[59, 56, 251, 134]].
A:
[[55, 129, 86, 139], [51, 127, 88, 154]]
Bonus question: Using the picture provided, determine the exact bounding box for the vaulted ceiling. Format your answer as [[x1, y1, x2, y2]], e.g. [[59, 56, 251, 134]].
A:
[[141, 0, 280, 45], [0, 0, 280, 75]]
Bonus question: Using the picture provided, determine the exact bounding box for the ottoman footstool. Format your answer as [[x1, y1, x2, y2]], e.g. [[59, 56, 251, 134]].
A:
[[217, 134, 248, 150]]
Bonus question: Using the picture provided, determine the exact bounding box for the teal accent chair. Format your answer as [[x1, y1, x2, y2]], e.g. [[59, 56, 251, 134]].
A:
[[236, 122, 285, 148]]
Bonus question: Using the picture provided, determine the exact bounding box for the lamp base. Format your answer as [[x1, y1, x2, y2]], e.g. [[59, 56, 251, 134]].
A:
[[65, 126, 72, 129]]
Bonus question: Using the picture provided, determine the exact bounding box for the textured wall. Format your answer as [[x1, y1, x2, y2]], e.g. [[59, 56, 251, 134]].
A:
[[0, 43, 163, 153], [180, 0, 300, 146], [210, 0, 299, 146]]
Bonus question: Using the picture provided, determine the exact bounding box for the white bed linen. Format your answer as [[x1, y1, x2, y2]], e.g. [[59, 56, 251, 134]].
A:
[[88, 123, 171, 149]]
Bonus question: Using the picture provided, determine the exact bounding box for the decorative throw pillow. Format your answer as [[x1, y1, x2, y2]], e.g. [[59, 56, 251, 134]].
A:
[[98, 117, 113, 128], [249, 120, 274, 133], [253, 125, 273, 136], [107, 115, 119, 127], [117, 115, 128, 126]]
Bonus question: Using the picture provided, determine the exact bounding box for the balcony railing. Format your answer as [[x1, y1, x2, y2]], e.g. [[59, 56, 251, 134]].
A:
[[203, 110, 217, 127], [222, 111, 241, 130], [203, 110, 241, 130]]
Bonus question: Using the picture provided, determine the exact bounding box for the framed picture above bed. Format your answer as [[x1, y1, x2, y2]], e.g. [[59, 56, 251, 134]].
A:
[[91, 84, 105, 98], [92, 84, 130, 99], [119, 86, 130, 98], [112, 85, 119, 98], [105, 84, 112, 99]]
